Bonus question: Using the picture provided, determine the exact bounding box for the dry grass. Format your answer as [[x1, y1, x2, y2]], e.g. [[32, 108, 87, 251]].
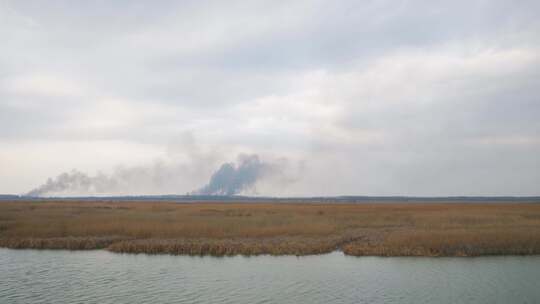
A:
[[1, 200, 540, 256]]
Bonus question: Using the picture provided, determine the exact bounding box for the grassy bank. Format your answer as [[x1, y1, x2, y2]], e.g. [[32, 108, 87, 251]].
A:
[[1, 201, 540, 256]]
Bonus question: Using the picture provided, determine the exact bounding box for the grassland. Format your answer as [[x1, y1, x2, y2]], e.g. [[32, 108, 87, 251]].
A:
[[1, 200, 540, 256]]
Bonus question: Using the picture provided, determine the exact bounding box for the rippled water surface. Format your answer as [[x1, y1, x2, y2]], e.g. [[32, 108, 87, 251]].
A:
[[1, 248, 540, 304]]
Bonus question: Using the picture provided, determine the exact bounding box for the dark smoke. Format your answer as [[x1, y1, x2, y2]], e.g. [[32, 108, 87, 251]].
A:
[[194, 154, 271, 195]]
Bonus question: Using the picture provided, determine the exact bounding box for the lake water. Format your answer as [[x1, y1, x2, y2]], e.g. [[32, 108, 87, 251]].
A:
[[1, 248, 539, 304]]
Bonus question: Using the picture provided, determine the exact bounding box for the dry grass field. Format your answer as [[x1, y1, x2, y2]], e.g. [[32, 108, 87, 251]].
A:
[[1, 200, 540, 256]]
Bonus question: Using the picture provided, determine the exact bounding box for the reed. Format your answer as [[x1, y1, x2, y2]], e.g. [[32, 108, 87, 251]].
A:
[[1, 200, 539, 256], [342, 229, 540, 256]]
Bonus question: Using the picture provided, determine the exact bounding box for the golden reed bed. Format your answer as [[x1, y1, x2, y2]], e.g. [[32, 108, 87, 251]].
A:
[[1, 200, 540, 256]]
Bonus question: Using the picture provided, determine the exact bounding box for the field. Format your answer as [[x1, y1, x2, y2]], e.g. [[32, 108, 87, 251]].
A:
[[1, 200, 540, 256]]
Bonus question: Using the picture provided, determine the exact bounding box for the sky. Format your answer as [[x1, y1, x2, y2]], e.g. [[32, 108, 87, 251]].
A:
[[1, 0, 539, 196]]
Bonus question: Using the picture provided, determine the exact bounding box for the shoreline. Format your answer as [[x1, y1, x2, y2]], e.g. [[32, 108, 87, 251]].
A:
[[2, 234, 540, 257], [0, 238, 540, 258]]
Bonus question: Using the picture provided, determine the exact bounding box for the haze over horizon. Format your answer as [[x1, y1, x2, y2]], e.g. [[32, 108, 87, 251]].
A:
[[1, 1, 539, 197]]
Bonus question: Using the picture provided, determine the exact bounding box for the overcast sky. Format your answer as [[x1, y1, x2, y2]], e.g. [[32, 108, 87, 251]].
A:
[[1, 0, 539, 196]]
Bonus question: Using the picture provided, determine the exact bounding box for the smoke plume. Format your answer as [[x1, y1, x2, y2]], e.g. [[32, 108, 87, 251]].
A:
[[194, 154, 272, 196], [24, 163, 194, 197], [26, 170, 116, 197], [26, 152, 294, 197]]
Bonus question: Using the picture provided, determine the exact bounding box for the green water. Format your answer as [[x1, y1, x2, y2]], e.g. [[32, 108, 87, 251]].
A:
[[1, 249, 539, 303]]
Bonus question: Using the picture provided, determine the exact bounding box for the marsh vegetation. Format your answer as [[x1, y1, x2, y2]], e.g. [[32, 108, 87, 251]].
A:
[[1, 201, 539, 256]]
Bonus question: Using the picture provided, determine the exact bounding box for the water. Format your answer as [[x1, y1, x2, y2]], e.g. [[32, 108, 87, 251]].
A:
[[1, 249, 539, 304]]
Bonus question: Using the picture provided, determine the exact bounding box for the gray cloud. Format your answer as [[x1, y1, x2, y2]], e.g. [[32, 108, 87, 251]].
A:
[[1, 1, 540, 196]]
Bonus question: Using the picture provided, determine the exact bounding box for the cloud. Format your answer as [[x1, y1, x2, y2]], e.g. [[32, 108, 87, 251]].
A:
[[2, 74, 87, 99], [1, 1, 539, 195]]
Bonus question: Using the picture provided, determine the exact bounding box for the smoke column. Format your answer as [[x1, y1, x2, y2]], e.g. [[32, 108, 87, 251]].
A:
[[194, 154, 270, 195]]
